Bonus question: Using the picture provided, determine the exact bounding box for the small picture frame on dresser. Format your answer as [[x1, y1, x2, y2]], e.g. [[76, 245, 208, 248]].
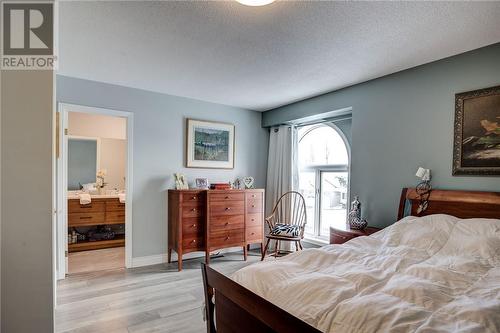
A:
[[195, 178, 209, 189]]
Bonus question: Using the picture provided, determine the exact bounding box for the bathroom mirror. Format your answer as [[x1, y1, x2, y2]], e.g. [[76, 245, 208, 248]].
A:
[[68, 137, 100, 190]]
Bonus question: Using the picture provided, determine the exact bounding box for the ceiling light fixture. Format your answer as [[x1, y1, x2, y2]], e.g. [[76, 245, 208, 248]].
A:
[[236, 0, 275, 6]]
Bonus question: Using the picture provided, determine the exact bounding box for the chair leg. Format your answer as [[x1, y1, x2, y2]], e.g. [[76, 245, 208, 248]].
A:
[[274, 240, 280, 258], [243, 245, 247, 261], [261, 238, 270, 261], [298, 240, 303, 250], [167, 248, 172, 263], [295, 241, 299, 252]]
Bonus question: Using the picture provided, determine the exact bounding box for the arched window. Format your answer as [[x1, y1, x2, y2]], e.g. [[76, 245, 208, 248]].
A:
[[297, 123, 350, 240]]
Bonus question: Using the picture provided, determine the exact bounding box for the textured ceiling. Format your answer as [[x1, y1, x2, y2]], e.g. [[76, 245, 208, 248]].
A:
[[58, 1, 500, 111]]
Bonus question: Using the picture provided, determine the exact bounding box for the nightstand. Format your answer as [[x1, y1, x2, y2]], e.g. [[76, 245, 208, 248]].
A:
[[329, 226, 381, 245]]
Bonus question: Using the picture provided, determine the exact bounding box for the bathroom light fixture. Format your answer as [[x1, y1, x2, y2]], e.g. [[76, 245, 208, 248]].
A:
[[235, 0, 275, 6]]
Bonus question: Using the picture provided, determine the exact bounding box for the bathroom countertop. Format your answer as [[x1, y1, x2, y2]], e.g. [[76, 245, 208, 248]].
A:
[[67, 193, 124, 200]]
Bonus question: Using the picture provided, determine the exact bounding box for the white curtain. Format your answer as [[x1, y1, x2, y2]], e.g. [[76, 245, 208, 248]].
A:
[[266, 125, 298, 250]]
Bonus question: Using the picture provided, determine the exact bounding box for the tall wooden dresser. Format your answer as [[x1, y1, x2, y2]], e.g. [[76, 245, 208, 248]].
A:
[[168, 189, 264, 271]]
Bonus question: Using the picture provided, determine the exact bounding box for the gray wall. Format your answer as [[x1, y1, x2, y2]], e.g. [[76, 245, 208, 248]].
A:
[[1, 70, 54, 332], [57, 76, 269, 258], [263, 43, 500, 227]]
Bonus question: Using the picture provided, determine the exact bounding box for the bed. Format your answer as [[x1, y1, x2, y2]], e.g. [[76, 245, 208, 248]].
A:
[[202, 188, 500, 333]]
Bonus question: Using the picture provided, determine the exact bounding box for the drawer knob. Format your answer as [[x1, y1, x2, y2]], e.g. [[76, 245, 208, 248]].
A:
[[191, 208, 197, 212], [225, 236, 230, 240], [192, 196, 197, 200], [252, 205, 255, 208], [225, 196, 229, 199], [225, 222, 229, 226], [251, 219, 255, 222], [252, 195, 255, 198], [191, 224, 197, 228], [80, 216, 92, 219], [225, 207, 231, 211], [191, 240, 196, 243]]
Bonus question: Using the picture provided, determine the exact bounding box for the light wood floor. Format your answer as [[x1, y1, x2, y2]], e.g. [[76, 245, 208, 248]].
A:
[[68, 247, 125, 275], [56, 251, 260, 333]]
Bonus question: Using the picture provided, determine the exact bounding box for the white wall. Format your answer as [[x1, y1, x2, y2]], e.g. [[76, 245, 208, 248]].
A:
[[1, 70, 54, 332], [68, 111, 126, 139], [100, 138, 126, 190]]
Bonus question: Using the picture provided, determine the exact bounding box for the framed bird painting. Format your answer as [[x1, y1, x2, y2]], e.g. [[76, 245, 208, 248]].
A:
[[453, 85, 500, 176]]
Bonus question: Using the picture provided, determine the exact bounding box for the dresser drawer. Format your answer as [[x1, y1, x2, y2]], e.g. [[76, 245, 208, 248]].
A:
[[182, 236, 204, 250], [182, 217, 204, 236], [182, 204, 203, 218], [246, 213, 262, 227], [246, 192, 263, 202], [68, 200, 105, 213], [210, 201, 244, 216], [210, 215, 244, 233], [182, 193, 203, 204], [106, 200, 125, 212], [246, 225, 262, 242], [68, 212, 105, 226], [210, 192, 245, 202], [246, 198, 263, 213], [106, 210, 125, 224], [209, 228, 244, 248]]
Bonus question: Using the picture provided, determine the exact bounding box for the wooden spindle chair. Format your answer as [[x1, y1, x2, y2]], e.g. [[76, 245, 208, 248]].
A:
[[261, 191, 307, 260]]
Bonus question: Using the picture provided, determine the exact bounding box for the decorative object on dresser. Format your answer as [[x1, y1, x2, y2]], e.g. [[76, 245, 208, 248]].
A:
[[167, 189, 265, 271], [242, 176, 255, 189], [261, 191, 307, 260], [195, 178, 209, 189], [347, 195, 368, 230], [329, 226, 381, 245], [453, 85, 500, 176], [186, 119, 235, 169], [67, 197, 125, 252], [174, 173, 189, 190], [415, 167, 432, 214], [209, 182, 231, 190]]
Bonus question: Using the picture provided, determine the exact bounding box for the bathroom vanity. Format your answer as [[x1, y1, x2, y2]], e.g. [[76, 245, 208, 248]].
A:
[[67, 195, 125, 252]]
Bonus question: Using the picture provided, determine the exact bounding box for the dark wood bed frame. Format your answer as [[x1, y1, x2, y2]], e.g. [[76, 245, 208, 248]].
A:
[[202, 188, 500, 333]]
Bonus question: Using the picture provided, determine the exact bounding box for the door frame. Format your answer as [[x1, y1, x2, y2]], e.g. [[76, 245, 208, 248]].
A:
[[56, 103, 134, 280]]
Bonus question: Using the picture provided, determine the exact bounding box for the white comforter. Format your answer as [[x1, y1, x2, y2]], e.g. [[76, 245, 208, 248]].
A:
[[232, 214, 500, 332]]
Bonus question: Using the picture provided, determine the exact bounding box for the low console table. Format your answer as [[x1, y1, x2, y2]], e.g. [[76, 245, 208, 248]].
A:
[[168, 189, 265, 271]]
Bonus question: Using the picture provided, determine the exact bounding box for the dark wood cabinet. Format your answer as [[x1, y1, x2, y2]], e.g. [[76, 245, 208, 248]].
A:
[[68, 197, 126, 252], [329, 226, 381, 245], [168, 189, 265, 271]]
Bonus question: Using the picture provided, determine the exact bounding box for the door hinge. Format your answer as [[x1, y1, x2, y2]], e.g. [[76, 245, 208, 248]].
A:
[[64, 128, 68, 135]]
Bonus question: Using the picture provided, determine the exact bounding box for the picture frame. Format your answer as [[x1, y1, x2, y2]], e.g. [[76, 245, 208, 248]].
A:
[[195, 177, 209, 189], [453, 85, 500, 176], [186, 119, 235, 169]]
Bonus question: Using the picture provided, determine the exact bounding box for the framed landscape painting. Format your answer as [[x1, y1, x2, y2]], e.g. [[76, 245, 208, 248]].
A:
[[186, 119, 235, 169], [453, 85, 500, 175]]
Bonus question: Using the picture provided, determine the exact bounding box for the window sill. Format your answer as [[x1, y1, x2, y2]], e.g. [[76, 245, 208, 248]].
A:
[[303, 237, 329, 247]]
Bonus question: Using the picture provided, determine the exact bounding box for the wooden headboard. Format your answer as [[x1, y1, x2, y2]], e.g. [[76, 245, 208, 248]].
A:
[[398, 188, 500, 220]]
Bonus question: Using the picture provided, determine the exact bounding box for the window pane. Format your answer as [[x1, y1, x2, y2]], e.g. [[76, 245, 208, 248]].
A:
[[298, 171, 315, 236], [298, 125, 348, 167], [320, 172, 348, 237]]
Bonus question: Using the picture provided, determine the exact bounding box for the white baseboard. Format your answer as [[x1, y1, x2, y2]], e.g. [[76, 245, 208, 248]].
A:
[[131, 246, 244, 268]]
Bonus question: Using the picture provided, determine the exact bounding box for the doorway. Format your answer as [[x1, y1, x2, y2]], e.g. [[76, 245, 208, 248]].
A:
[[56, 103, 133, 279]]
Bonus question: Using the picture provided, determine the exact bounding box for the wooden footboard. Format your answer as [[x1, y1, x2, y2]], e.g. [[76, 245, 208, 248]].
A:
[[201, 263, 321, 333]]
